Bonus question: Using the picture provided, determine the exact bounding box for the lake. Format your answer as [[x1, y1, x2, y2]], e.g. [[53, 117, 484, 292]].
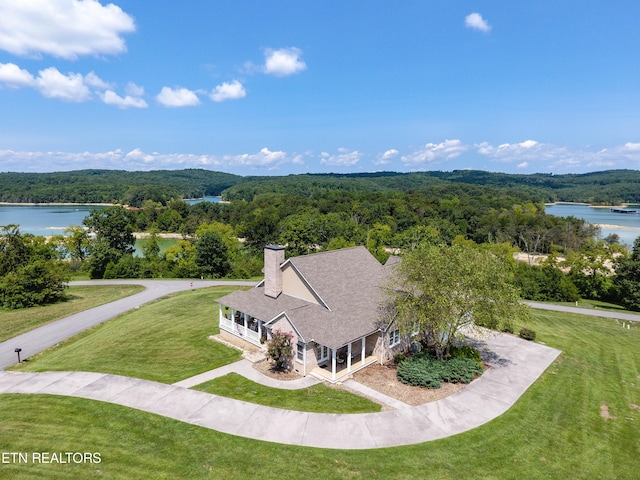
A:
[[0, 197, 221, 237], [545, 203, 640, 246]]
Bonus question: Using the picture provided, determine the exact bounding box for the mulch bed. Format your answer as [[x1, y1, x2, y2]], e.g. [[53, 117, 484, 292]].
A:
[[352, 363, 467, 406]]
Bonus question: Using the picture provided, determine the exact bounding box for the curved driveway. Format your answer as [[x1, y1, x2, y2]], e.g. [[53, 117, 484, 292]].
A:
[[0, 279, 254, 370], [9, 280, 624, 448], [0, 331, 561, 449]]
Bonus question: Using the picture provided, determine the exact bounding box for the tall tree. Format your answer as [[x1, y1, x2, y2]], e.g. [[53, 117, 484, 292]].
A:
[[83, 207, 135, 254], [614, 237, 640, 311], [195, 230, 230, 278], [383, 242, 529, 360], [0, 225, 69, 308], [83, 207, 135, 278]]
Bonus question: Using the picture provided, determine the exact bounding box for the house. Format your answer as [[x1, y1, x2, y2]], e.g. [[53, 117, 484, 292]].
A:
[[216, 245, 405, 383]]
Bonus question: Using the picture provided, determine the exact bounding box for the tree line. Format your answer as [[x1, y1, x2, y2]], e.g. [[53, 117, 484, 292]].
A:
[[4, 168, 640, 206], [4, 169, 640, 311]]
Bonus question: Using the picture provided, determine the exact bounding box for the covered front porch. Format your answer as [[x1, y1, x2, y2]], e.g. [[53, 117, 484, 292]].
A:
[[218, 304, 267, 347], [310, 335, 378, 383]]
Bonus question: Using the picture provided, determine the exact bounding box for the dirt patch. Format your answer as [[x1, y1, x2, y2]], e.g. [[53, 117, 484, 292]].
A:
[[253, 360, 303, 381], [600, 404, 617, 419], [630, 404, 640, 412], [352, 363, 467, 406]]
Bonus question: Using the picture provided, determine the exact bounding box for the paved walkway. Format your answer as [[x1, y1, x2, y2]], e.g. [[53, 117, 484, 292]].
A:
[[173, 358, 408, 410], [0, 332, 561, 449], [173, 359, 321, 390]]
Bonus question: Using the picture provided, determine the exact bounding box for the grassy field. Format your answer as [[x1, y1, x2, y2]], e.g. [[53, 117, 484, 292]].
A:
[[193, 372, 381, 413], [1, 308, 639, 478], [10, 287, 243, 383], [0, 285, 144, 342]]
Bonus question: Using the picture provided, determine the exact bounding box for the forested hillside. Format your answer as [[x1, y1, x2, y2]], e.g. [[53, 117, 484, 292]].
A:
[[0, 169, 240, 206], [2, 169, 640, 205], [223, 170, 640, 205]]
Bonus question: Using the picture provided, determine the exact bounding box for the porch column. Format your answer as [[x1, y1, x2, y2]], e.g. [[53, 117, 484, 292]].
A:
[[361, 337, 366, 363], [218, 303, 222, 324], [347, 342, 352, 372], [257, 320, 262, 341], [331, 348, 336, 381], [243, 312, 248, 336]]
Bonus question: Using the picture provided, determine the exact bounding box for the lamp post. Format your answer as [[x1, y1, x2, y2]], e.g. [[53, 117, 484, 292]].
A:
[[14, 348, 22, 363]]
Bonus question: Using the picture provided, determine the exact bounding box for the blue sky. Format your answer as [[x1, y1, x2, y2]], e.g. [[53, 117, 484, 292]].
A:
[[1, 1, 640, 175]]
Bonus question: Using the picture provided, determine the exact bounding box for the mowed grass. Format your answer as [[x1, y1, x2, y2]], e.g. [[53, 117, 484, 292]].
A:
[[0, 285, 144, 342], [193, 372, 381, 413], [1, 309, 639, 478], [10, 287, 243, 383]]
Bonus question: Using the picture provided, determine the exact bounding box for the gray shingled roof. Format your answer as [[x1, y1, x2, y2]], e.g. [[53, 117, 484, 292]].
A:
[[217, 246, 394, 349]]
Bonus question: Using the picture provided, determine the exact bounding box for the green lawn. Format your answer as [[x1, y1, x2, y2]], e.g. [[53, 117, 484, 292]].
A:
[[10, 287, 242, 383], [0, 285, 144, 342], [1, 309, 639, 478], [193, 372, 381, 413]]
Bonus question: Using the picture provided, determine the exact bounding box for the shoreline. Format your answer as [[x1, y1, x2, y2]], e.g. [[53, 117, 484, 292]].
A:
[[0, 202, 115, 207], [545, 201, 633, 208]]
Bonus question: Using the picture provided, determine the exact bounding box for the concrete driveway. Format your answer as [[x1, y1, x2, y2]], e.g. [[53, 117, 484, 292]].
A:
[[0, 330, 561, 449], [0, 279, 254, 370]]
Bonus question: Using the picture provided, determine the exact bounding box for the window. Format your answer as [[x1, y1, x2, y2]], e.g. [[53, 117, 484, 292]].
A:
[[389, 329, 401, 347], [316, 344, 329, 362], [297, 341, 305, 362]]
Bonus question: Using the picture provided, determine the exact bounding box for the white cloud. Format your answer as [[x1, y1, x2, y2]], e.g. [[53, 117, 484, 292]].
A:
[[0, 62, 148, 107], [375, 149, 399, 165], [465, 13, 492, 33], [83, 71, 112, 90], [475, 139, 640, 171], [320, 148, 363, 167], [125, 82, 145, 97], [401, 139, 468, 165], [0, 62, 35, 88], [101, 90, 148, 109], [156, 86, 201, 107], [210, 80, 246, 102], [225, 147, 289, 167], [263, 47, 307, 76], [35, 67, 91, 102], [0, 147, 304, 171], [476, 139, 542, 159], [0, 0, 135, 60]]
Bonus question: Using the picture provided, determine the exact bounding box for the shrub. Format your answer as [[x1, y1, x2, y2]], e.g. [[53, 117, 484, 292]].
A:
[[397, 357, 442, 388], [266, 329, 293, 371], [394, 353, 406, 365], [396, 354, 483, 389], [519, 328, 536, 341], [440, 358, 483, 384], [500, 323, 514, 334], [450, 344, 483, 366]]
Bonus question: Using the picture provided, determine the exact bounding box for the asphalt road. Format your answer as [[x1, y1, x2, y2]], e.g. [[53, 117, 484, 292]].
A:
[[0, 279, 254, 370], [524, 301, 640, 323]]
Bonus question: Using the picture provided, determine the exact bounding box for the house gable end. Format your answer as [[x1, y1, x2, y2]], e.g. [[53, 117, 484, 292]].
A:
[[281, 262, 326, 307]]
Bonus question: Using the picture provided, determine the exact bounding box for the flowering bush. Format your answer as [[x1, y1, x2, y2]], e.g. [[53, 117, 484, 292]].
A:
[[266, 329, 293, 371]]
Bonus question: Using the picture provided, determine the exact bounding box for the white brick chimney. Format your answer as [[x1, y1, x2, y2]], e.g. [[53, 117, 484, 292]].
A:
[[264, 245, 285, 298]]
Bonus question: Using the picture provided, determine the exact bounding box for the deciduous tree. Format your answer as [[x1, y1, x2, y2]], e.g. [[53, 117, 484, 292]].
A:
[[383, 242, 529, 360]]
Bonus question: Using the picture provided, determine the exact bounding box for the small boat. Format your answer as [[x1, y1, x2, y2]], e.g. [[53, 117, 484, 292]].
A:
[[610, 208, 639, 214]]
